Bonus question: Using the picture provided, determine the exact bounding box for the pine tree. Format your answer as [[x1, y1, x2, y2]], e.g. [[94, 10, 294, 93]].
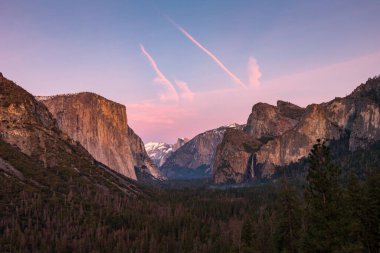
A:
[[274, 179, 301, 253], [345, 174, 366, 252], [304, 139, 347, 252], [241, 218, 253, 252], [365, 170, 380, 253], [346, 171, 380, 253]]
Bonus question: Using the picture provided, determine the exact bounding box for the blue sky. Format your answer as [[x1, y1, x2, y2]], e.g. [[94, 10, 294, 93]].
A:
[[1, 0, 380, 142]]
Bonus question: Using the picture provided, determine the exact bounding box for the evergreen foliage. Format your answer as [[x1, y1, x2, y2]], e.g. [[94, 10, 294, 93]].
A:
[[304, 139, 347, 252], [274, 179, 302, 253], [0, 138, 379, 252]]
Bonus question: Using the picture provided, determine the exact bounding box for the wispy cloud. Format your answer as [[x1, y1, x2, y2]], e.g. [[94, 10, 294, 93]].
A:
[[168, 18, 246, 88], [175, 80, 195, 101], [247, 57, 262, 88], [140, 44, 179, 101]]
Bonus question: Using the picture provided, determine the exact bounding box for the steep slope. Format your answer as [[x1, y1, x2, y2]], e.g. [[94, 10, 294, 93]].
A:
[[160, 124, 243, 179], [213, 129, 262, 184], [127, 127, 163, 179], [256, 88, 380, 172], [244, 101, 304, 138], [214, 102, 305, 183], [37, 93, 162, 180], [145, 142, 172, 167], [213, 76, 380, 183], [0, 73, 76, 168], [0, 73, 144, 195], [145, 138, 188, 167]]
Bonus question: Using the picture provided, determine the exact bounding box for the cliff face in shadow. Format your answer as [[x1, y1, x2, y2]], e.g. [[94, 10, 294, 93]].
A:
[[160, 124, 243, 179]]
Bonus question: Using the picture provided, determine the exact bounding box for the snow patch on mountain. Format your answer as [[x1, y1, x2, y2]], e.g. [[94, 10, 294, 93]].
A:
[[145, 138, 188, 167]]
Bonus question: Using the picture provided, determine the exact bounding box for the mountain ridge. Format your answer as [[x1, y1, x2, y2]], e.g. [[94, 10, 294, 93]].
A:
[[213, 76, 380, 183], [145, 138, 188, 167], [0, 73, 145, 195], [159, 124, 244, 179]]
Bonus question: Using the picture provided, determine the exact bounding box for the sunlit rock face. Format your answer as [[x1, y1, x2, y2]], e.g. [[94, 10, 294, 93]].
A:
[[244, 101, 304, 139], [0, 74, 95, 168], [213, 76, 380, 184], [254, 104, 342, 170], [213, 102, 305, 184], [38, 93, 162, 180]]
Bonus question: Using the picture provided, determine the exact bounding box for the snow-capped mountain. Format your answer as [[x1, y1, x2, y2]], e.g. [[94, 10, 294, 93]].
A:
[[159, 123, 244, 179], [145, 138, 188, 167]]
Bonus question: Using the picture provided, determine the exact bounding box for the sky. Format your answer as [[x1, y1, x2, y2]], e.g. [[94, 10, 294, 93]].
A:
[[1, 0, 380, 143]]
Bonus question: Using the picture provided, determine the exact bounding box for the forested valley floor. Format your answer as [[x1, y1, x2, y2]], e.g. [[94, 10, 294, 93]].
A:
[[1, 140, 379, 253]]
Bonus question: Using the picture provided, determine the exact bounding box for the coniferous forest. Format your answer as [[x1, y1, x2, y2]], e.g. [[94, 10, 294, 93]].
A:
[[1, 138, 379, 253]]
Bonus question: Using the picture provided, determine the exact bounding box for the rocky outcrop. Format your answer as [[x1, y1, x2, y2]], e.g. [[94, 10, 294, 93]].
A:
[[173, 138, 188, 150], [213, 101, 306, 183], [160, 124, 243, 179], [0, 74, 79, 167], [256, 96, 380, 169], [0, 73, 145, 195], [127, 127, 163, 179], [0, 72, 145, 196], [213, 76, 380, 183], [254, 103, 343, 174], [38, 93, 162, 180], [244, 101, 304, 138], [213, 129, 261, 184], [145, 138, 188, 167]]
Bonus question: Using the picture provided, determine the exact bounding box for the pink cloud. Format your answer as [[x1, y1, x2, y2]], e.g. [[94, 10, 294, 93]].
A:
[[169, 18, 246, 88], [140, 44, 179, 101], [176, 80, 195, 101], [127, 102, 197, 143], [127, 102, 190, 126], [247, 57, 262, 88]]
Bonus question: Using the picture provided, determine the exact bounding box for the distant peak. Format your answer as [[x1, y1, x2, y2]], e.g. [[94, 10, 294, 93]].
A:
[[277, 100, 303, 109], [224, 123, 240, 128], [349, 75, 380, 98], [277, 100, 293, 107]]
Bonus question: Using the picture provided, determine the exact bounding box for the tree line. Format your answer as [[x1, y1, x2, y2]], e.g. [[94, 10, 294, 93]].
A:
[[1, 139, 379, 252]]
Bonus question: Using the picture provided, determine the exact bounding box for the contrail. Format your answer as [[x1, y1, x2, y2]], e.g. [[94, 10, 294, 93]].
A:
[[168, 18, 245, 88], [140, 44, 179, 101]]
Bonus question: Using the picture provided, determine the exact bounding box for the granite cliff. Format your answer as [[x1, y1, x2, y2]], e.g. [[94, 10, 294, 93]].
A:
[[213, 76, 380, 183], [37, 93, 162, 180], [0, 73, 144, 195], [160, 124, 243, 179], [244, 101, 305, 138], [213, 129, 262, 184], [0, 73, 73, 167]]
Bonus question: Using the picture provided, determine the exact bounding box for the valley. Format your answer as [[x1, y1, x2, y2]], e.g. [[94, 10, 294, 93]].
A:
[[1, 72, 379, 252]]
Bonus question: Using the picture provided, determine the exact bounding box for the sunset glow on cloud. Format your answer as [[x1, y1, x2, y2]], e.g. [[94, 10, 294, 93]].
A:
[[247, 57, 262, 88], [140, 44, 179, 102], [176, 80, 195, 102], [128, 51, 380, 143], [169, 18, 246, 88]]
